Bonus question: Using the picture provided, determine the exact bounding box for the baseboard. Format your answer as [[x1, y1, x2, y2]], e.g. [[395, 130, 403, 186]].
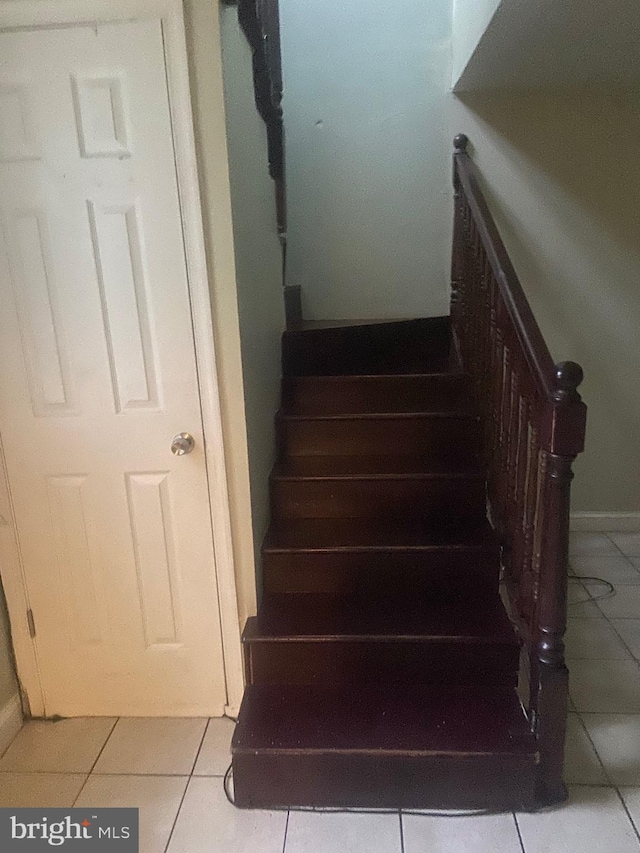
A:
[[0, 694, 22, 757], [571, 512, 640, 532]]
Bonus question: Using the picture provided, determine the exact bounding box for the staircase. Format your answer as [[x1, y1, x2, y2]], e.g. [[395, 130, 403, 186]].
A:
[[231, 136, 587, 811], [231, 317, 537, 810]]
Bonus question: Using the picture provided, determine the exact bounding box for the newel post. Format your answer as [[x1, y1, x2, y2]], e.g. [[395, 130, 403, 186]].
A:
[[534, 362, 586, 805]]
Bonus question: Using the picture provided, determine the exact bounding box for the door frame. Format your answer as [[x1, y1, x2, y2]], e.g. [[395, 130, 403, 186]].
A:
[[0, 0, 244, 718]]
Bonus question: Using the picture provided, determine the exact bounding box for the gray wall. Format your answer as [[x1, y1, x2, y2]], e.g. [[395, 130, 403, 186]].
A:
[[219, 6, 285, 589], [452, 90, 640, 513], [280, 0, 452, 321]]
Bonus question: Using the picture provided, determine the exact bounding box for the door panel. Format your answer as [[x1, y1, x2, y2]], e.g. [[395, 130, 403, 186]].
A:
[[0, 20, 227, 716]]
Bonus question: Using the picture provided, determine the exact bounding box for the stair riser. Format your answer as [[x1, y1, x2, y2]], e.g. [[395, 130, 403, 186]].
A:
[[271, 477, 486, 521], [278, 416, 480, 457], [282, 375, 471, 415], [262, 550, 500, 597], [282, 318, 451, 377], [232, 753, 537, 810], [244, 641, 519, 687]]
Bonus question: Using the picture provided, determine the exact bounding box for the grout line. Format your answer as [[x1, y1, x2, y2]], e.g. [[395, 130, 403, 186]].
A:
[[512, 812, 526, 853], [572, 712, 614, 786], [614, 787, 640, 848], [398, 810, 405, 853], [605, 533, 640, 562], [163, 775, 192, 853], [0, 769, 204, 777], [578, 710, 640, 717], [71, 717, 120, 807], [187, 718, 211, 776], [281, 809, 290, 853], [71, 774, 91, 808], [87, 717, 120, 775], [598, 607, 640, 665]]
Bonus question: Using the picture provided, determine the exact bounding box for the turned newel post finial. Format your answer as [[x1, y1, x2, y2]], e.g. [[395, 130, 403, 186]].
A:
[[553, 361, 584, 404], [453, 134, 469, 153]]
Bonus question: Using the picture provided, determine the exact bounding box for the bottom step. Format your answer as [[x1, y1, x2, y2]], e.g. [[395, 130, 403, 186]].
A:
[[232, 685, 537, 810]]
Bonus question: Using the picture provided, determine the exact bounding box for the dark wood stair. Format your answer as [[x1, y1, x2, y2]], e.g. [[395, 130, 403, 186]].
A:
[[233, 685, 536, 810], [232, 317, 538, 810]]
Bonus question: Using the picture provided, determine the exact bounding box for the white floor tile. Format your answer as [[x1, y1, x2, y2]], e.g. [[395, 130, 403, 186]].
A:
[[570, 556, 640, 585], [581, 714, 640, 785], [0, 718, 116, 774], [286, 811, 401, 853], [564, 713, 608, 784], [167, 777, 287, 853], [569, 660, 640, 712], [565, 619, 632, 660], [193, 717, 235, 776], [75, 774, 188, 853], [516, 786, 639, 853], [570, 533, 621, 556], [612, 620, 640, 659], [609, 534, 640, 557], [402, 812, 521, 853], [0, 772, 87, 807], [597, 587, 640, 619], [93, 718, 207, 776], [618, 787, 640, 835]]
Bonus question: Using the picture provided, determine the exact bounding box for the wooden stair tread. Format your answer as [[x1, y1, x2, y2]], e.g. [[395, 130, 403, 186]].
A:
[[263, 518, 496, 551], [271, 455, 482, 480], [233, 684, 535, 756], [244, 594, 518, 644]]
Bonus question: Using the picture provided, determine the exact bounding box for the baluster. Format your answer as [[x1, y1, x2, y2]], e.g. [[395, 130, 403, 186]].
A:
[[521, 422, 540, 624], [511, 394, 529, 594]]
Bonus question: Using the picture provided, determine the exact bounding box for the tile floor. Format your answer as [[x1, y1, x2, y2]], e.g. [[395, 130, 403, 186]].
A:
[[2, 531, 640, 851]]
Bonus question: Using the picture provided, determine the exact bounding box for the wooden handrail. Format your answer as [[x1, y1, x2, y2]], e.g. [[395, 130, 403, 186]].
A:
[[450, 134, 587, 806]]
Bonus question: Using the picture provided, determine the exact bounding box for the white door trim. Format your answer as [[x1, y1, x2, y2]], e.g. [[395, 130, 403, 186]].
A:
[[0, 0, 244, 718]]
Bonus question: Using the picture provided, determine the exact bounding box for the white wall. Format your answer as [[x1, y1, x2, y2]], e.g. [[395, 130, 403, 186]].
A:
[[280, 0, 452, 321], [452, 90, 640, 514], [219, 6, 285, 594], [185, 1, 285, 618], [452, 0, 501, 84]]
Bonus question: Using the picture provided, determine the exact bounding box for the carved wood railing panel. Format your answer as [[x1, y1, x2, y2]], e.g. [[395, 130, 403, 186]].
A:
[[451, 134, 587, 805]]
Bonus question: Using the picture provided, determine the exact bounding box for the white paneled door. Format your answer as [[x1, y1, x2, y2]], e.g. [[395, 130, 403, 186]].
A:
[[0, 20, 228, 716]]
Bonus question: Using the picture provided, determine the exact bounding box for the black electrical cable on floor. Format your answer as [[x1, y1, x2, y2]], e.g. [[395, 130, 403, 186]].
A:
[[569, 575, 615, 605], [223, 575, 616, 817]]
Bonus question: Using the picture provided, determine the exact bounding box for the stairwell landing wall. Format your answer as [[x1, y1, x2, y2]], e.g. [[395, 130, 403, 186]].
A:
[[452, 90, 640, 515], [279, 0, 453, 321]]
